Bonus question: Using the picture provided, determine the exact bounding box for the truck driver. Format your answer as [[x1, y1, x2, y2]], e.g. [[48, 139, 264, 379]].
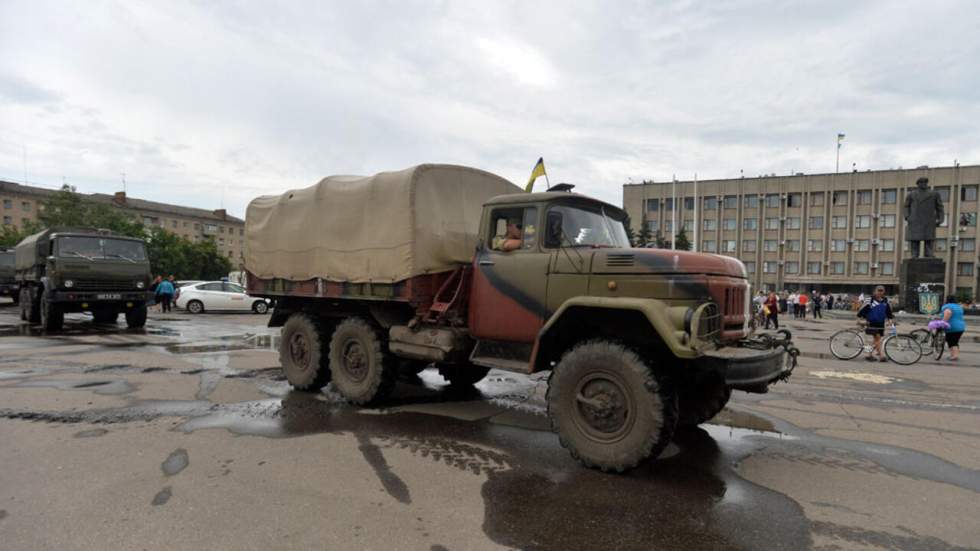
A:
[[492, 219, 523, 251]]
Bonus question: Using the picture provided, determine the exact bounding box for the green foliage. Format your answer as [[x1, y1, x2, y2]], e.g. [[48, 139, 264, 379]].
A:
[[655, 233, 667, 249], [623, 216, 636, 246], [0, 221, 42, 248], [636, 215, 653, 247], [39, 185, 144, 237], [144, 227, 232, 281], [674, 227, 692, 251]]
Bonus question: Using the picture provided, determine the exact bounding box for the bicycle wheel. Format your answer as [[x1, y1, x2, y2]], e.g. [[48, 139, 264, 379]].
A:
[[829, 329, 864, 360], [909, 329, 933, 357], [884, 335, 922, 365], [933, 332, 945, 360]]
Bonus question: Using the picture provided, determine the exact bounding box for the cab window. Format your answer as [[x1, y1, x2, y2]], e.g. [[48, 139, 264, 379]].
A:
[[488, 207, 537, 252]]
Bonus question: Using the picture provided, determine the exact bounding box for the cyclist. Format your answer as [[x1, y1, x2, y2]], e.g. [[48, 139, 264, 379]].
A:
[[940, 295, 966, 361], [857, 285, 894, 362]]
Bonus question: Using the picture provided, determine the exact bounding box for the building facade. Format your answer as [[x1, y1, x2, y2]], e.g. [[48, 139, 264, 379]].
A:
[[623, 165, 980, 299], [0, 181, 245, 265]]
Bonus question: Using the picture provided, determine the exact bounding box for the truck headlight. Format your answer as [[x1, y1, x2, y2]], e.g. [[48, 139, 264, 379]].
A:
[[64, 279, 74, 288], [136, 281, 145, 289]]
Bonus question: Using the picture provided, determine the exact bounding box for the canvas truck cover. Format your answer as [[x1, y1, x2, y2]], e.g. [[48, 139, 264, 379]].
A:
[[245, 164, 520, 283]]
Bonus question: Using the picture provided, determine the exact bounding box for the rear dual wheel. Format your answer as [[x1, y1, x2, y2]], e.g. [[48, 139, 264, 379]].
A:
[[328, 317, 396, 405], [280, 313, 332, 391]]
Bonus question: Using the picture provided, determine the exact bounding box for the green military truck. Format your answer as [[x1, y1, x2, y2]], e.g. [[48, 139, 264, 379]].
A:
[[245, 165, 796, 471], [0, 248, 18, 304], [16, 227, 153, 331]]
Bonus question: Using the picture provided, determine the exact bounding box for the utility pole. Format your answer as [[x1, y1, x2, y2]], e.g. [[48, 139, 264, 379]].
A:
[[693, 173, 698, 252], [671, 175, 677, 250]]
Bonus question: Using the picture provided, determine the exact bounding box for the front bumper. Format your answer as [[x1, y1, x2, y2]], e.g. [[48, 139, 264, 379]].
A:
[[693, 331, 798, 393], [50, 290, 154, 303]]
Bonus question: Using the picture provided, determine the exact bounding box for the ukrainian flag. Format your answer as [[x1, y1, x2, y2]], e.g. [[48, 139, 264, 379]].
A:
[[525, 157, 546, 192]]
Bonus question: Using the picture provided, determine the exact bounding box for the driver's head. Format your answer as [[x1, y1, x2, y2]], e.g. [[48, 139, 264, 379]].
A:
[[506, 219, 522, 239]]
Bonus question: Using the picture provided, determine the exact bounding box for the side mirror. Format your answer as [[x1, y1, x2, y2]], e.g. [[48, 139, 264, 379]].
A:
[[545, 211, 563, 248]]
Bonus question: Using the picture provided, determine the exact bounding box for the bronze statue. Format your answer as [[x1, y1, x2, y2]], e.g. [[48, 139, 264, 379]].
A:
[[904, 177, 944, 258]]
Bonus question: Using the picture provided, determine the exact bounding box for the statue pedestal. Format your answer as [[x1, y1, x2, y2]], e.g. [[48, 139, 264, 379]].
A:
[[899, 258, 945, 313]]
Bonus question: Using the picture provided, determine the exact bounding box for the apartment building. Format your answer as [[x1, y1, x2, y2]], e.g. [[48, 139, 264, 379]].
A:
[[0, 181, 245, 265], [623, 164, 980, 298]]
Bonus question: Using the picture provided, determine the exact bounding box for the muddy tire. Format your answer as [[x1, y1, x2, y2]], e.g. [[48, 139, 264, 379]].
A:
[[26, 288, 40, 323], [252, 300, 269, 314], [125, 304, 147, 329], [186, 300, 204, 315], [328, 317, 395, 405], [438, 363, 491, 388], [547, 340, 677, 472], [677, 380, 732, 427], [279, 313, 331, 391], [19, 288, 27, 321], [41, 299, 63, 332]]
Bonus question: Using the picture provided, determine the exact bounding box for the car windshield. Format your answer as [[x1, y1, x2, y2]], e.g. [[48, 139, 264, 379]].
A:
[[0, 253, 13, 267], [551, 205, 631, 248], [57, 236, 147, 261]]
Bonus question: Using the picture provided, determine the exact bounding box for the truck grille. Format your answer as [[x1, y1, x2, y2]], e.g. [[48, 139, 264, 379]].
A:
[[723, 286, 744, 317], [71, 279, 138, 291], [605, 254, 635, 267], [697, 302, 722, 341]]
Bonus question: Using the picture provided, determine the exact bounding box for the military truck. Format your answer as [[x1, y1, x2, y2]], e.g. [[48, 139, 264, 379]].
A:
[[0, 248, 18, 304], [15, 228, 153, 331], [245, 165, 796, 471]]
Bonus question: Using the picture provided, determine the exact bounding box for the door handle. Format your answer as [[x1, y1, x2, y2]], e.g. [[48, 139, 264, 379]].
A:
[[479, 260, 495, 266]]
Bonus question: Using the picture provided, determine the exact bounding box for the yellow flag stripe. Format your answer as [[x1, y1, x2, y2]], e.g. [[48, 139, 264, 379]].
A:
[[525, 158, 546, 192]]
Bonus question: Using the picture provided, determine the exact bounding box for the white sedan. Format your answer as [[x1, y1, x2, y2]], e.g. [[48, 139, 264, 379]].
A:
[[173, 281, 271, 314]]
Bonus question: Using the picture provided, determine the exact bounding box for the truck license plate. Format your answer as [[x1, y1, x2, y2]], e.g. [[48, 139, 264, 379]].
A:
[[96, 293, 122, 300]]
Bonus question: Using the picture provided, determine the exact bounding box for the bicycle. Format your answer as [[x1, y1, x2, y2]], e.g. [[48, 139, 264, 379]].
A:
[[828, 322, 922, 365], [909, 319, 947, 360]]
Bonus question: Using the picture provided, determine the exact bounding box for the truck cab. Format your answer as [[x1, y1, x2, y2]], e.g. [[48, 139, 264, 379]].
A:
[[0, 248, 18, 304]]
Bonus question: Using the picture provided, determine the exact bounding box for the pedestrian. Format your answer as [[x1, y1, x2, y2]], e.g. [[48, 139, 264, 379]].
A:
[[778, 292, 787, 314], [765, 291, 779, 330], [827, 293, 835, 310], [941, 295, 966, 361], [156, 277, 175, 313], [788, 291, 798, 319], [856, 285, 893, 362], [798, 291, 809, 319], [812, 290, 823, 319], [149, 275, 162, 312]]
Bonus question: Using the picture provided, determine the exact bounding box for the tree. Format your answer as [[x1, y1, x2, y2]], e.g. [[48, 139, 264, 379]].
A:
[[624, 216, 637, 246], [39, 185, 143, 237], [675, 227, 692, 251], [0, 222, 42, 248], [636, 215, 653, 247], [144, 226, 233, 280], [655, 232, 667, 249]]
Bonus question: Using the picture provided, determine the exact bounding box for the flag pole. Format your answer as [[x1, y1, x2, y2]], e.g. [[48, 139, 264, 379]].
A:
[[693, 173, 698, 252], [671, 175, 677, 250]]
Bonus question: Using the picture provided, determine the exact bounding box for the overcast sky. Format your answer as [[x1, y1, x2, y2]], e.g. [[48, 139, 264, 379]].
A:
[[2, 0, 979, 218]]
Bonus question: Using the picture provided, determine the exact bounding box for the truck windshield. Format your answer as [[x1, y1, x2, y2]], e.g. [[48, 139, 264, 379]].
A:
[[57, 237, 147, 262], [551, 205, 631, 247], [0, 253, 13, 267]]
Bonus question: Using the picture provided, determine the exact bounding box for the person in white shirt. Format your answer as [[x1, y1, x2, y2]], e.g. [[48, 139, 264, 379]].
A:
[[788, 292, 798, 318]]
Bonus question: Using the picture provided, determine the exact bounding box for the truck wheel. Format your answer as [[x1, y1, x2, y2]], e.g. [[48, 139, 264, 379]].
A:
[[93, 309, 119, 324], [328, 317, 395, 405], [438, 363, 491, 388], [19, 289, 27, 321], [187, 300, 204, 314], [27, 289, 41, 323], [280, 313, 331, 391], [41, 299, 63, 332], [677, 382, 732, 427], [125, 304, 148, 329], [252, 300, 269, 314], [547, 340, 677, 472]]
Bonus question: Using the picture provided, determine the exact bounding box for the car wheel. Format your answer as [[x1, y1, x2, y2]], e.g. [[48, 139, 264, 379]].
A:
[[187, 300, 204, 314], [253, 300, 269, 314]]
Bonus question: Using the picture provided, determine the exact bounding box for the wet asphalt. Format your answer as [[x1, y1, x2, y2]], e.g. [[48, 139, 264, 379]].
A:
[[0, 300, 978, 550]]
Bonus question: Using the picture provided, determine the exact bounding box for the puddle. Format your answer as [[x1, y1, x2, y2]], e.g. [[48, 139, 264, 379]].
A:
[[73, 428, 109, 438], [162, 448, 189, 476], [810, 371, 900, 384], [12, 378, 135, 395]]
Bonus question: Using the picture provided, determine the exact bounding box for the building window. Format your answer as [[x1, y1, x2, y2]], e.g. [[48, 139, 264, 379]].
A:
[[830, 261, 845, 274], [831, 239, 847, 252], [646, 199, 659, 212], [665, 198, 674, 212], [786, 217, 801, 230], [809, 216, 824, 229], [957, 263, 974, 276], [832, 191, 848, 206], [703, 219, 717, 231], [683, 219, 693, 232], [744, 195, 758, 209], [881, 239, 895, 252], [2, 216, 10, 225], [743, 218, 758, 230], [702, 240, 717, 253], [3, 199, 11, 209], [854, 262, 869, 274], [881, 189, 897, 204], [856, 190, 872, 205], [21, 201, 31, 211], [205, 224, 217, 232], [765, 194, 780, 208], [183, 221, 189, 228], [810, 193, 824, 207], [744, 261, 756, 274], [172, 220, 178, 228], [724, 195, 738, 209], [960, 213, 977, 227], [960, 238, 976, 252], [880, 214, 896, 228], [807, 240, 823, 252], [787, 193, 802, 207], [722, 240, 736, 253], [786, 239, 800, 252], [763, 261, 777, 274], [807, 262, 821, 274], [647, 219, 659, 231], [704, 197, 718, 210], [962, 186, 978, 202], [742, 240, 756, 252], [936, 238, 947, 252], [764, 240, 778, 252], [855, 239, 870, 252], [856, 215, 872, 228], [880, 262, 894, 275], [239, 228, 243, 236], [195, 223, 201, 230], [665, 221, 672, 233], [785, 261, 799, 274], [937, 187, 950, 203], [723, 218, 737, 231], [220, 226, 226, 233], [765, 217, 779, 230], [832, 216, 847, 229]]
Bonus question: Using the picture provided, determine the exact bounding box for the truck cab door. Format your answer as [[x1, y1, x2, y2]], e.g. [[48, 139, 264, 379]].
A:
[[468, 206, 550, 343]]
